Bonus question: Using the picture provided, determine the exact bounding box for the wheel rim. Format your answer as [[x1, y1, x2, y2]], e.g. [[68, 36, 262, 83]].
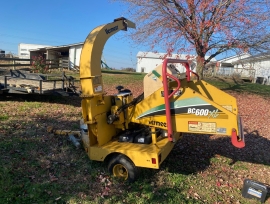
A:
[[113, 164, 128, 180]]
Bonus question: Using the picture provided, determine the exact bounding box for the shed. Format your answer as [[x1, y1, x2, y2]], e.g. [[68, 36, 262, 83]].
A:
[[19, 43, 52, 59], [29, 43, 83, 70]]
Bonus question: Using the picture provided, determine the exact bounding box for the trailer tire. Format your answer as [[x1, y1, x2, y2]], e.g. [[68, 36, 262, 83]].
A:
[[108, 154, 138, 182]]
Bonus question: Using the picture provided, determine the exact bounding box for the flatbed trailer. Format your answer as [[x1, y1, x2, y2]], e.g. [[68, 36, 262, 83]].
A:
[[0, 69, 79, 96]]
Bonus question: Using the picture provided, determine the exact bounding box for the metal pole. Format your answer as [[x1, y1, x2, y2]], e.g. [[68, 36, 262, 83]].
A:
[[62, 71, 65, 90], [39, 80, 42, 94], [13, 58, 15, 70], [4, 76, 7, 88]]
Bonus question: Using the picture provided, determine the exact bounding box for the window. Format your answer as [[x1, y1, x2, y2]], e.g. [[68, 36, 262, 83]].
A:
[[21, 53, 29, 56], [21, 49, 27, 51]]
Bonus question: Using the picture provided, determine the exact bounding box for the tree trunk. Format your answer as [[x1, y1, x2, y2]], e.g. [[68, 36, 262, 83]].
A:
[[196, 56, 205, 80]]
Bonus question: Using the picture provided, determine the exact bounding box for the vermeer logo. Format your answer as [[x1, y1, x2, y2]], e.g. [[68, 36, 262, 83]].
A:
[[149, 121, 167, 127], [105, 26, 118, 34]]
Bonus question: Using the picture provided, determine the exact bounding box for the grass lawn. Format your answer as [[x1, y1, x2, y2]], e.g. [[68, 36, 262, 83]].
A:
[[0, 71, 269, 204], [205, 76, 270, 97]]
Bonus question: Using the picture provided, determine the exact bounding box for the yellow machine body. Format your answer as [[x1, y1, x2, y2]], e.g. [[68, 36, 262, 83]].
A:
[[79, 18, 244, 173], [130, 79, 239, 134]]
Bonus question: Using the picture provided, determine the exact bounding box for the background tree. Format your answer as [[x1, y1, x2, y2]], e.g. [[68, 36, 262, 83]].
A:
[[112, 0, 270, 78]]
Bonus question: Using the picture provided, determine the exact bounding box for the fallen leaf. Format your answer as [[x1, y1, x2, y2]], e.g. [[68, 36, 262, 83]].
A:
[[55, 197, 61, 201]]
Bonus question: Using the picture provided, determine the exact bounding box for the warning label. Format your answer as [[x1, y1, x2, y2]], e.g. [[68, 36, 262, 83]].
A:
[[222, 105, 233, 112], [94, 85, 102, 92], [188, 121, 216, 133]]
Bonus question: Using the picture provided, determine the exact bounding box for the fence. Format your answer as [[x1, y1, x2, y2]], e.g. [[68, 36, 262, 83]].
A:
[[203, 66, 255, 81], [59, 57, 69, 69], [0, 57, 59, 70]]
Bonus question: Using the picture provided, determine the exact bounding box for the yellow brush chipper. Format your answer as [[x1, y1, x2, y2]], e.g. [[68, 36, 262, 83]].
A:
[[79, 18, 245, 182]]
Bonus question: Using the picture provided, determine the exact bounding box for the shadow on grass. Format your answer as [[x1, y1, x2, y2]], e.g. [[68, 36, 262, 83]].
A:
[[1, 104, 269, 203], [0, 113, 115, 203], [163, 129, 270, 174], [0, 93, 81, 107], [0, 115, 199, 204], [159, 129, 270, 202]]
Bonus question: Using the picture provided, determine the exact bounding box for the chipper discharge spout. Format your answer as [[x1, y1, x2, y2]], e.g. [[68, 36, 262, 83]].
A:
[[79, 17, 244, 182]]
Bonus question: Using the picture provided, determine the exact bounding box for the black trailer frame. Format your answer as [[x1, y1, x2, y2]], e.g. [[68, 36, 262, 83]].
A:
[[0, 70, 79, 96]]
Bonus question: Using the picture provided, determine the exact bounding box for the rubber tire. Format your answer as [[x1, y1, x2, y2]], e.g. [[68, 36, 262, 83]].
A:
[[108, 154, 139, 182]]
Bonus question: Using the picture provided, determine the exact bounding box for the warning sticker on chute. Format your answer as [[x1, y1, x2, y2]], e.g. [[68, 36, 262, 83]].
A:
[[94, 85, 102, 92], [188, 121, 216, 133]]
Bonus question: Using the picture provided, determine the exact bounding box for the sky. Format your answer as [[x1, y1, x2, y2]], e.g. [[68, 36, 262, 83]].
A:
[[0, 0, 149, 69], [0, 0, 236, 70]]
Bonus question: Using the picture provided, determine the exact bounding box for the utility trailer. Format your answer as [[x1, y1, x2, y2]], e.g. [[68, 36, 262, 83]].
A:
[[0, 69, 79, 96]]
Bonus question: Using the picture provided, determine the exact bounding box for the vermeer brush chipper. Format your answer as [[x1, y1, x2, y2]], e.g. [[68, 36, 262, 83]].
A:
[[79, 18, 245, 182]]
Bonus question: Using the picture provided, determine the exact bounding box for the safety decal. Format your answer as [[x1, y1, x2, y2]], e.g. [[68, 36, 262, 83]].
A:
[[188, 121, 216, 133], [216, 127, 227, 134], [94, 85, 102, 92], [222, 105, 233, 112]]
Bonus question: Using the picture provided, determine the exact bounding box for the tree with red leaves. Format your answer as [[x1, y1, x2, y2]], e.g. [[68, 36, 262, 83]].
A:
[[112, 0, 270, 79]]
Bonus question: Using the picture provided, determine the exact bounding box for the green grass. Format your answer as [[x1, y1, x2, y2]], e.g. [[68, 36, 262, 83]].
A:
[[232, 162, 249, 171], [47, 69, 270, 97], [18, 101, 42, 112], [0, 136, 103, 204], [0, 114, 9, 121], [101, 69, 145, 75], [205, 77, 270, 97], [103, 73, 145, 86], [1, 73, 269, 203]]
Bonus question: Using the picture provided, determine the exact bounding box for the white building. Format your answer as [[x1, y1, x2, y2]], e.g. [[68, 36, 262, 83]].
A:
[[218, 53, 251, 63], [205, 52, 270, 83], [215, 53, 251, 76], [136, 51, 216, 73], [69, 44, 83, 69], [232, 53, 270, 83], [18, 43, 52, 59], [137, 51, 270, 83], [29, 43, 83, 69]]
